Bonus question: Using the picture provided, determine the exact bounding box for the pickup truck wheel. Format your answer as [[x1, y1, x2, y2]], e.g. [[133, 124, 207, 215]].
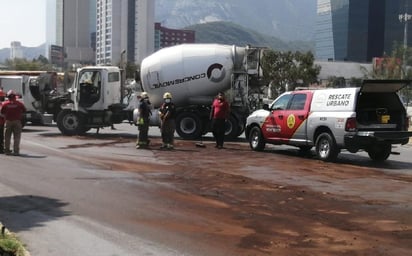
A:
[[367, 144, 391, 161], [315, 132, 339, 162], [176, 112, 202, 140], [249, 126, 265, 151], [57, 110, 85, 136]]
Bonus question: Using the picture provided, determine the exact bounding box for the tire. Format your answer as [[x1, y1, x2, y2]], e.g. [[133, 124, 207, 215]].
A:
[[175, 112, 203, 140], [315, 132, 339, 162], [237, 122, 245, 137], [56, 110, 85, 136], [224, 115, 239, 140], [367, 144, 391, 161], [248, 126, 266, 151]]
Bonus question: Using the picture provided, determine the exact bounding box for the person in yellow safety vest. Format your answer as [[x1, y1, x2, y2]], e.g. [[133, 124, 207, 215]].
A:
[[159, 92, 176, 150], [136, 92, 151, 149]]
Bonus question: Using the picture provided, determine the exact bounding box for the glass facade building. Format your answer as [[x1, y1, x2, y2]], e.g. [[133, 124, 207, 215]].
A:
[[96, 0, 154, 65], [316, 0, 412, 62]]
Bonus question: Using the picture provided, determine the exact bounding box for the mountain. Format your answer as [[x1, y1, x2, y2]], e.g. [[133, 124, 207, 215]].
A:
[[1, 1, 317, 63], [186, 21, 314, 51], [156, 0, 317, 41], [0, 44, 46, 64]]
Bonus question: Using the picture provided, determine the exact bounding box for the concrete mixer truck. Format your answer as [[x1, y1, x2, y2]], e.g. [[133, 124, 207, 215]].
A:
[[138, 43, 266, 139]]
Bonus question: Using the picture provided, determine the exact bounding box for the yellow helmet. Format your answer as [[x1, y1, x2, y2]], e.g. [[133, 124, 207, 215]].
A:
[[140, 92, 149, 99], [163, 92, 172, 99]]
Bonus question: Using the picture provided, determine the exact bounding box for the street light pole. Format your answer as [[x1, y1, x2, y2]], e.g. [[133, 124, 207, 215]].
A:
[[120, 49, 126, 102]]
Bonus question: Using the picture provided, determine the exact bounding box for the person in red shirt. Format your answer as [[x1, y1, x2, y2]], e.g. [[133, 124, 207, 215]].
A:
[[0, 89, 5, 154], [1, 90, 26, 155], [210, 92, 230, 149]]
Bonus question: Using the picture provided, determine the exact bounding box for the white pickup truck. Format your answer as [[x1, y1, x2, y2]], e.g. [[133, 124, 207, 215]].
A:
[[245, 80, 412, 162]]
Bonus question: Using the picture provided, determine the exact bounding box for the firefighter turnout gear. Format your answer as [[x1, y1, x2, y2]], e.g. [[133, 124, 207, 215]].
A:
[[159, 92, 176, 149], [136, 94, 151, 149]]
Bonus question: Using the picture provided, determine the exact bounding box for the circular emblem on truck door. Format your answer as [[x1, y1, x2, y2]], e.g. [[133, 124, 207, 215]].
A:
[[287, 114, 296, 129]]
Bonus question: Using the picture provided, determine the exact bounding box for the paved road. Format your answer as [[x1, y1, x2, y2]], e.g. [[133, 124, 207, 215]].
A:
[[0, 123, 411, 256]]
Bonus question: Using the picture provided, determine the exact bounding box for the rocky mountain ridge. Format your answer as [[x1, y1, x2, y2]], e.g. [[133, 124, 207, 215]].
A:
[[1, 0, 317, 62], [155, 0, 317, 41]]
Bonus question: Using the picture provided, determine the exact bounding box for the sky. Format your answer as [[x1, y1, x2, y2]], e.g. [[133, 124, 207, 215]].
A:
[[0, 0, 46, 49]]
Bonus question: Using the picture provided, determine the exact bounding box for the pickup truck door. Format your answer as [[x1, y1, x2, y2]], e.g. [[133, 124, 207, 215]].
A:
[[280, 92, 312, 142], [262, 93, 292, 141]]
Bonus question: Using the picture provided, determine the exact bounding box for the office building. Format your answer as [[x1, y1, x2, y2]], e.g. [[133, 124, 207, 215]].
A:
[[316, 0, 412, 62], [96, 0, 154, 65], [154, 22, 195, 51], [10, 41, 23, 59], [46, 0, 96, 68], [63, 0, 96, 67]]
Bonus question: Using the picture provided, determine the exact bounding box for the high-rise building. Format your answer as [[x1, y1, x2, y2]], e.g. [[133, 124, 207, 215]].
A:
[[46, 0, 96, 68], [10, 41, 23, 59], [45, 0, 63, 58], [154, 22, 195, 51], [96, 0, 154, 66], [63, 0, 96, 67], [316, 0, 412, 62]]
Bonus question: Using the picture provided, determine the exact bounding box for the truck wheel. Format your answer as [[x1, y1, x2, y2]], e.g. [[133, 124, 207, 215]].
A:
[[367, 144, 391, 161], [237, 123, 245, 137], [176, 112, 202, 140], [315, 132, 339, 162], [57, 110, 85, 136], [249, 126, 266, 151], [224, 115, 239, 140]]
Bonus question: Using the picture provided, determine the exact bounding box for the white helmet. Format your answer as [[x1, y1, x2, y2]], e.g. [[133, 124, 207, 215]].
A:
[[140, 92, 148, 99], [163, 92, 172, 99]]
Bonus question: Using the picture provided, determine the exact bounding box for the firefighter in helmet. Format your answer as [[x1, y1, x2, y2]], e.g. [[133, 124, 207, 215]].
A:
[[136, 92, 151, 149], [159, 92, 176, 149]]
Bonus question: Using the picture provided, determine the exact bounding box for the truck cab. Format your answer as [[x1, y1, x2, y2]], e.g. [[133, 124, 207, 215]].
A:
[[246, 80, 412, 162], [246, 90, 314, 150], [57, 66, 136, 135]]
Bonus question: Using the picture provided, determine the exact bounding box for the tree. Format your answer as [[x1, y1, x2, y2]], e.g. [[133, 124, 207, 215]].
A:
[[261, 50, 320, 98], [5, 57, 53, 71], [361, 42, 412, 104], [125, 62, 138, 79]]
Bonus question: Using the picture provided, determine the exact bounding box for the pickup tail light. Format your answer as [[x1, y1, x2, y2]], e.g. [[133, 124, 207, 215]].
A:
[[345, 117, 357, 132], [406, 116, 410, 130]]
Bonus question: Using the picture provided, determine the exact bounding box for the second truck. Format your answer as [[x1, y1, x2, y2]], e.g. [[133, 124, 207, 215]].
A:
[[55, 43, 267, 139]]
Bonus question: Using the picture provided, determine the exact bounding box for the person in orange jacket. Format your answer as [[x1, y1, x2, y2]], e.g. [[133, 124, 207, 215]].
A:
[[1, 90, 26, 155], [0, 89, 5, 154]]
